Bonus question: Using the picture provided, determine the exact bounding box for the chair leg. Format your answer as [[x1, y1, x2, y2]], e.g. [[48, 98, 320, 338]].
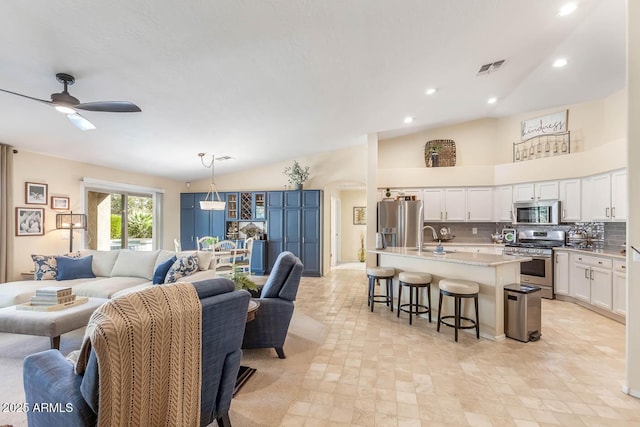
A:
[[454, 296, 460, 342], [387, 278, 393, 311], [427, 284, 432, 323], [216, 413, 231, 427], [275, 347, 286, 359], [474, 295, 480, 339], [437, 292, 443, 332], [397, 282, 403, 318], [409, 285, 414, 325]]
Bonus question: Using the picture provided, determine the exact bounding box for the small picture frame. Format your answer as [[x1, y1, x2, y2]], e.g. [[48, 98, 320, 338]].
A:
[[353, 206, 366, 225], [25, 182, 48, 205], [16, 207, 45, 236], [51, 196, 70, 210]]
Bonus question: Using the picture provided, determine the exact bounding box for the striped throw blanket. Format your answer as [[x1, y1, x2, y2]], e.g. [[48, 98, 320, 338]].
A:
[[74, 283, 202, 427]]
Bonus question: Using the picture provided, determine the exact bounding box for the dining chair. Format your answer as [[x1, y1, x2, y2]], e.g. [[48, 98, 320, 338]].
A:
[[214, 240, 238, 276], [234, 237, 254, 275], [197, 236, 217, 251]]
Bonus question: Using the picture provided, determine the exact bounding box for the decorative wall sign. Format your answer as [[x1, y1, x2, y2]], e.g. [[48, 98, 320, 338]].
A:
[[424, 139, 456, 167], [521, 110, 568, 141], [353, 206, 366, 225], [25, 182, 48, 205], [16, 207, 45, 236]]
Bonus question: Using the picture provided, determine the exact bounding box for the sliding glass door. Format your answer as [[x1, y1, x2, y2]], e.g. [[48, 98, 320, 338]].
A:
[[87, 191, 154, 251]]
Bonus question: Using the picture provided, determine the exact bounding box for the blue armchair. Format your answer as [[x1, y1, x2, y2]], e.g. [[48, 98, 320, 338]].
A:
[[23, 278, 250, 427], [242, 251, 303, 358]]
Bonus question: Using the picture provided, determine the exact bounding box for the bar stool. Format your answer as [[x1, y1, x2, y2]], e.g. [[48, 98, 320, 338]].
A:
[[397, 272, 432, 325], [437, 279, 480, 341], [366, 267, 395, 312]]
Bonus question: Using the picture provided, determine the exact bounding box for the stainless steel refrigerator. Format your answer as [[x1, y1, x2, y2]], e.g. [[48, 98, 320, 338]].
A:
[[377, 200, 424, 247]]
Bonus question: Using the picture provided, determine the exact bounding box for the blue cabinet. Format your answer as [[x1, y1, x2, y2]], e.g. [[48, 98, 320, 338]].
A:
[[250, 240, 266, 275], [266, 190, 322, 276], [180, 192, 226, 250]]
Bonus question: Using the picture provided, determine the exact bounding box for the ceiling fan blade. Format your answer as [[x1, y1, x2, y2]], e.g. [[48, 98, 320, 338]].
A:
[[0, 88, 51, 105], [67, 113, 96, 131], [75, 101, 141, 112]]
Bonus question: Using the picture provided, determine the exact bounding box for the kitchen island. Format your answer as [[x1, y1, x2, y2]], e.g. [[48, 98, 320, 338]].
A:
[[370, 247, 532, 340]]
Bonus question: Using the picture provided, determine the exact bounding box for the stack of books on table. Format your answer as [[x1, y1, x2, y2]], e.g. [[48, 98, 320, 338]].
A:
[[17, 286, 88, 311]]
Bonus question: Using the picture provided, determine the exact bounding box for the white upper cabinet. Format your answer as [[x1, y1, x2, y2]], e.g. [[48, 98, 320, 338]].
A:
[[513, 181, 558, 202], [467, 187, 494, 221], [558, 179, 581, 222], [494, 186, 513, 222], [584, 169, 626, 222], [422, 188, 466, 222]]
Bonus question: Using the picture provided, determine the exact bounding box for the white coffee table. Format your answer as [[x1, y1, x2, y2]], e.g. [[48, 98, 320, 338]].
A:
[[0, 297, 107, 349]]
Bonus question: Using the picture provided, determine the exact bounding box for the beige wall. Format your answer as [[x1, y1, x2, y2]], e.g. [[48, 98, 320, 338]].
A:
[[9, 151, 183, 280], [380, 89, 627, 170], [339, 190, 367, 263]]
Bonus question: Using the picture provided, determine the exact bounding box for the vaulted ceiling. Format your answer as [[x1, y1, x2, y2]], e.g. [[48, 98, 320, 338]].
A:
[[0, 0, 626, 181]]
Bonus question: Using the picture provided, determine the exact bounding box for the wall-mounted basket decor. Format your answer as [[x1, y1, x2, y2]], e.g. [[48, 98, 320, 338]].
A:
[[424, 139, 456, 167], [513, 131, 571, 162]]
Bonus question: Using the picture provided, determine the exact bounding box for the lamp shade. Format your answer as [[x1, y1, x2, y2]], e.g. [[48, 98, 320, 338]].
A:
[[56, 213, 87, 230], [200, 200, 226, 210]]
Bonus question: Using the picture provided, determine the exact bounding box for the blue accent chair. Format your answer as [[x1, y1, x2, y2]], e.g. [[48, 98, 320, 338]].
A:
[[23, 278, 250, 427], [242, 251, 303, 359]]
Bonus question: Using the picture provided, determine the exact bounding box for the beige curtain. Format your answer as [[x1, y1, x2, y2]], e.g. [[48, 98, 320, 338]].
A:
[[0, 144, 13, 283]]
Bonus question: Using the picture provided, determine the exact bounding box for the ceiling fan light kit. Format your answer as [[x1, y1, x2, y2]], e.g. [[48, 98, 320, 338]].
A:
[[0, 72, 141, 130]]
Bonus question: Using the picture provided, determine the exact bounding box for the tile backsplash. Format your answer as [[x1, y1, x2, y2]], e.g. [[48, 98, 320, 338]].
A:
[[422, 221, 626, 247]]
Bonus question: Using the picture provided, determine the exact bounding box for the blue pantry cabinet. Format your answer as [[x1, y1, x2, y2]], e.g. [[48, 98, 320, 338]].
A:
[[180, 192, 226, 250]]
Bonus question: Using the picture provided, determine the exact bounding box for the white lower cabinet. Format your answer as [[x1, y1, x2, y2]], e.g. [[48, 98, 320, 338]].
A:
[[568, 252, 621, 318], [554, 251, 569, 295], [612, 260, 627, 316]]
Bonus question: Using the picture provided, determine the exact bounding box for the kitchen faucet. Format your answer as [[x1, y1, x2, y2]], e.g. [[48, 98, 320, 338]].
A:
[[422, 225, 439, 241]]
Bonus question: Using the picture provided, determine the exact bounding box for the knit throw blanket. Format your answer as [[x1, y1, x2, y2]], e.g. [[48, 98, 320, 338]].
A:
[[74, 283, 202, 427]]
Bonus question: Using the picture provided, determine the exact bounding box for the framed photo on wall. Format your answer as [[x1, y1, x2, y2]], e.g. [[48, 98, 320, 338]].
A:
[[353, 206, 366, 225], [25, 182, 48, 205], [16, 207, 45, 236], [51, 196, 70, 210]]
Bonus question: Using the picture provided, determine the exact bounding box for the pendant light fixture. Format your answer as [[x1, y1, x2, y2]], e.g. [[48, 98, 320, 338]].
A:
[[198, 152, 226, 210]]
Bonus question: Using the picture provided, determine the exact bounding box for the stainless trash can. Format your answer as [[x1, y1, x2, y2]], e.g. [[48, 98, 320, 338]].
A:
[[504, 284, 541, 342]]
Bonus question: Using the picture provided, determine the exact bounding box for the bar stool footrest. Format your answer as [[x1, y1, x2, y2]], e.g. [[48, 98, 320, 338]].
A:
[[398, 304, 430, 316], [439, 315, 477, 330]]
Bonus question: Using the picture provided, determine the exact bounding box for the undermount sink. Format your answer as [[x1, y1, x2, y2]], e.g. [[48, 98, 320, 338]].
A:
[[423, 246, 456, 252]]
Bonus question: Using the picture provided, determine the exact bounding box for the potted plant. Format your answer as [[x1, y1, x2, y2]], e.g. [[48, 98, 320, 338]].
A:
[[230, 271, 261, 298], [284, 160, 310, 190]]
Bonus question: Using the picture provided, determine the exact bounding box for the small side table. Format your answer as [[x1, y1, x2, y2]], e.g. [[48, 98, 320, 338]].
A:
[[234, 299, 260, 395]]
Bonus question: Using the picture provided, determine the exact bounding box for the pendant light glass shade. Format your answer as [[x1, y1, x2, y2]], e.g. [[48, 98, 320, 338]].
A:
[[199, 153, 226, 211]]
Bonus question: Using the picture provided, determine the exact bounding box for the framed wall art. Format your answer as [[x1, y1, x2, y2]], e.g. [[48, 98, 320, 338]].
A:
[[353, 206, 366, 225], [51, 196, 70, 210], [25, 182, 48, 205], [16, 207, 45, 236]]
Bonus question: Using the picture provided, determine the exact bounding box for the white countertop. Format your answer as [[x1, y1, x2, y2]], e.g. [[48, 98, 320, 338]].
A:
[[553, 246, 626, 260], [370, 247, 531, 267]]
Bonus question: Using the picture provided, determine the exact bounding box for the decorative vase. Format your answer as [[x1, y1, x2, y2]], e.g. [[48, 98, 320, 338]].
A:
[[357, 246, 366, 262], [294, 183, 303, 190]]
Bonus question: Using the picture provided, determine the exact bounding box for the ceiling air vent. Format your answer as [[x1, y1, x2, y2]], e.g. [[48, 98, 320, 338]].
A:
[[477, 59, 506, 76]]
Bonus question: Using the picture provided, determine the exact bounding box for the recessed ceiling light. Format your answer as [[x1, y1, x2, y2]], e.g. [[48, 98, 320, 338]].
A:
[[553, 58, 568, 68], [487, 97, 497, 104], [404, 116, 414, 124], [425, 88, 437, 95], [558, 2, 577, 16]]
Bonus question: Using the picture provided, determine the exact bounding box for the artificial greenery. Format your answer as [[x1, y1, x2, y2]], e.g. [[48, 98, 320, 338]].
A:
[[283, 160, 310, 185], [230, 271, 259, 293]]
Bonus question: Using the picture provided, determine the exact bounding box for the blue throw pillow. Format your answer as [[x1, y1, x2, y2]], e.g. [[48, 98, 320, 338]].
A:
[[56, 255, 96, 281], [153, 255, 177, 284], [165, 255, 199, 284]]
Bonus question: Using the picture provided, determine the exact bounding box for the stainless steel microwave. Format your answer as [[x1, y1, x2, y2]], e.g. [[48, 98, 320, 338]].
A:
[[513, 200, 561, 225]]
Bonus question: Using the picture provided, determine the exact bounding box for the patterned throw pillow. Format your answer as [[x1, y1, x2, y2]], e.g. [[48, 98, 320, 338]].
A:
[[164, 255, 199, 284], [32, 252, 81, 280]]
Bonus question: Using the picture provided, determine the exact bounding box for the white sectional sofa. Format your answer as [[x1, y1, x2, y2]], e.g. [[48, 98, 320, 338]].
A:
[[0, 249, 218, 308]]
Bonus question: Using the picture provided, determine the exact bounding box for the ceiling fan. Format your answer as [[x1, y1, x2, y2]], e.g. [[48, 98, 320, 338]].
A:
[[0, 73, 141, 130]]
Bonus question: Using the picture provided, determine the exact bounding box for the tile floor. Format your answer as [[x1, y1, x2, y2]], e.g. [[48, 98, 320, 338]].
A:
[[234, 267, 640, 427]]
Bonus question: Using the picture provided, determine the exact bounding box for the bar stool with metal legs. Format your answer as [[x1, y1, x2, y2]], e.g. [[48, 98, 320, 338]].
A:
[[397, 272, 432, 325], [437, 279, 480, 341], [366, 267, 395, 312]]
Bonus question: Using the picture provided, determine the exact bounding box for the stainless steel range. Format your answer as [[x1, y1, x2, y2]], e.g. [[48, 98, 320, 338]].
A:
[[503, 230, 566, 299]]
